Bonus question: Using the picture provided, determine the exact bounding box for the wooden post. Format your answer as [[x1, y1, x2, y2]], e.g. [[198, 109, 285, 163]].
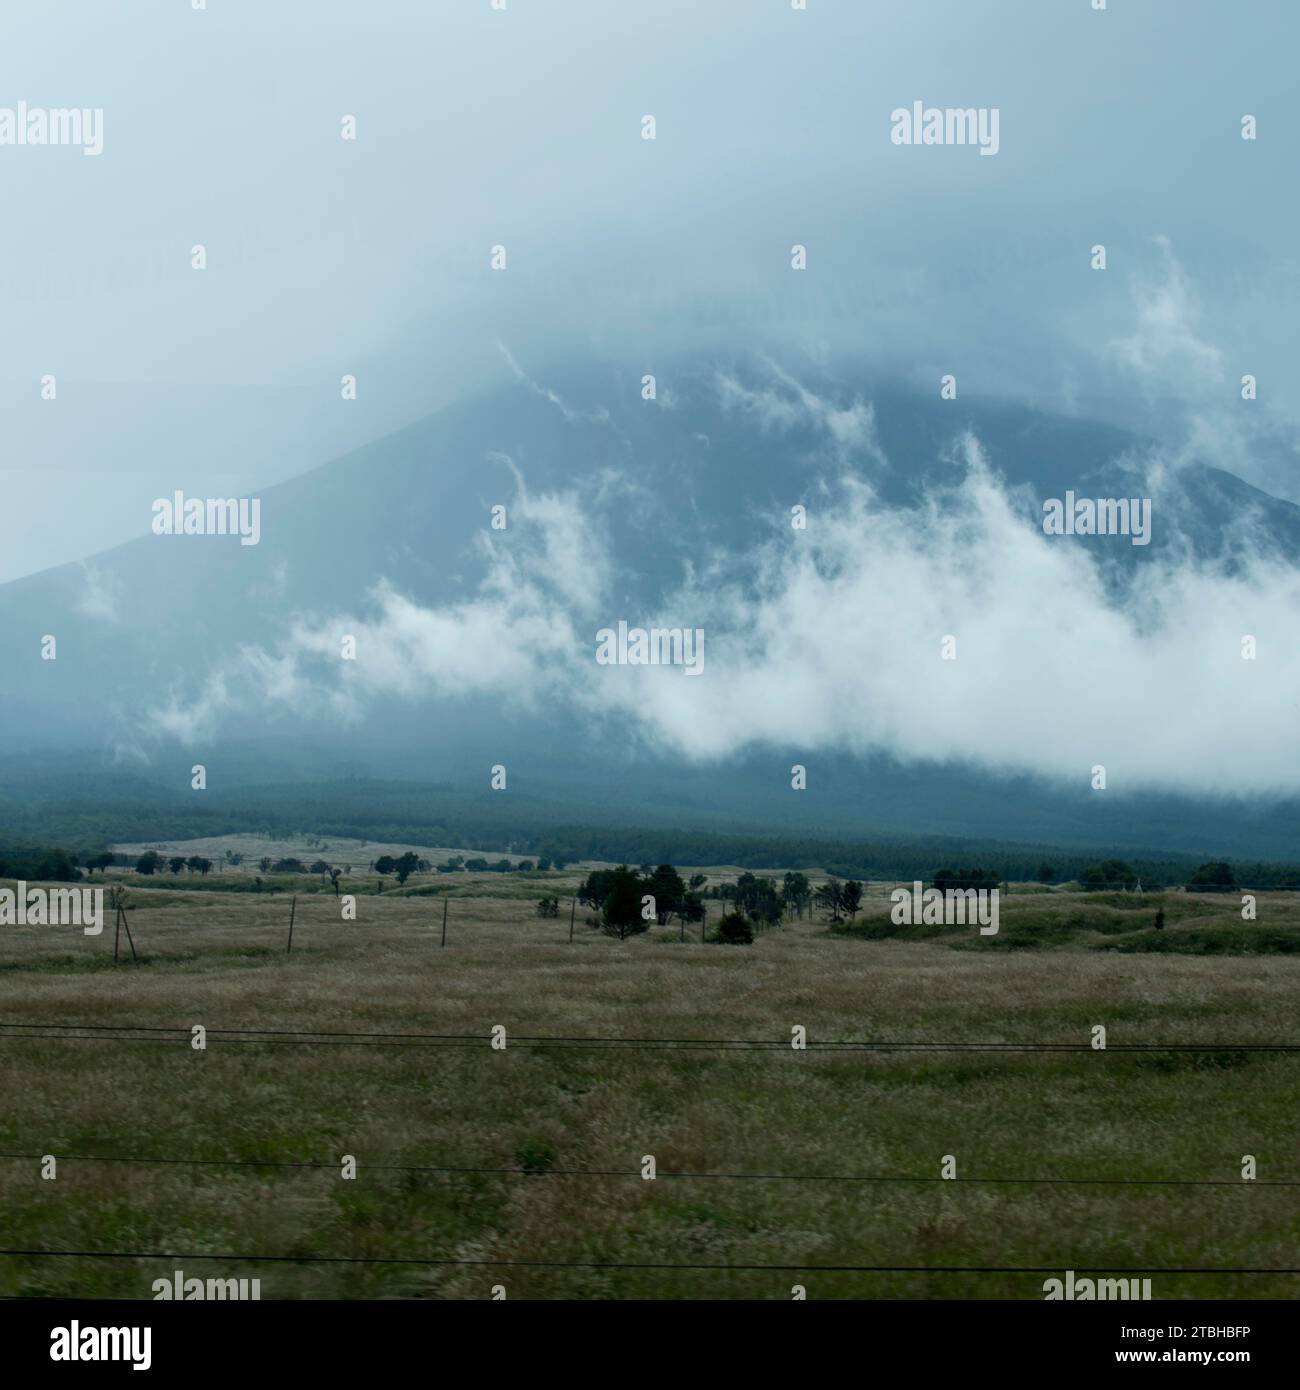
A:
[[286, 895, 297, 954], [569, 895, 576, 943], [113, 904, 121, 963], [441, 895, 448, 947], [120, 907, 138, 962]]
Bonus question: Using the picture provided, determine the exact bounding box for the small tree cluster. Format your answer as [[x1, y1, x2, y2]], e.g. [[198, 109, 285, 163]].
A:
[[578, 864, 705, 939], [813, 877, 863, 923], [374, 851, 421, 884], [462, 857, 517, 873], [712, 873, 787, 926]]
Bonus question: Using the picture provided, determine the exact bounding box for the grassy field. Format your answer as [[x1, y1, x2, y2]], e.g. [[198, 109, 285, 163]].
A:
[[2, 871, 1299, 1301], [110, 833, 568, 876]]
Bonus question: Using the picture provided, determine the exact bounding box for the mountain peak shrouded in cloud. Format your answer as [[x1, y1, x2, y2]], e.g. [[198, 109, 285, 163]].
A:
[[3, 0, 1298, 851], [4, 357, 1298, 828]]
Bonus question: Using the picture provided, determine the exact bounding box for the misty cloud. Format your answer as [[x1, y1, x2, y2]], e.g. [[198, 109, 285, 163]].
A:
[[75, 562, 120, 622], [150, 430, 1300, 798], [1111, 237, 1225, 390]]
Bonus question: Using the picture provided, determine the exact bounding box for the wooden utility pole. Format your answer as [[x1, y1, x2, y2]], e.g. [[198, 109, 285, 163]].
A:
[[441, 895, 448, 947], [286, 895, 297, 954], [119, 906, 138, 962], [111, 890, 138, 963]]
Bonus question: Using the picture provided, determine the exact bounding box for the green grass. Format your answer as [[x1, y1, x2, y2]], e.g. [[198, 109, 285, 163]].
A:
[[835, 891, 1300, 956], [1, 880, 1298, 1299]]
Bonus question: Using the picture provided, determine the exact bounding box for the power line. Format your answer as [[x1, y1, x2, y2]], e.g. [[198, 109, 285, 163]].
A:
[[1, 1247, 1296, 1275]]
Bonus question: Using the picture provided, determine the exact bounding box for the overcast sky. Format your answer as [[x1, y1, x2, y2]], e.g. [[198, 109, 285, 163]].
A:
[[2, 0, 1297, 581]]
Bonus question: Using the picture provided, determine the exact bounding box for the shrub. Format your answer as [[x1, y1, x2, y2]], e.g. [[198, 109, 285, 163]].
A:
[[714, 911, 755, 945], [515, 1138, 557, 1176]]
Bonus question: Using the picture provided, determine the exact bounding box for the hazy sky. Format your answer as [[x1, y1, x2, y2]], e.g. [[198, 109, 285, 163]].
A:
[[2, 0, 1297, 581]]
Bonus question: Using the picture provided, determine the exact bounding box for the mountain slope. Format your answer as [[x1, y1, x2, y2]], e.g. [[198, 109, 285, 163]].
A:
[[3, 357, 1297, 855]]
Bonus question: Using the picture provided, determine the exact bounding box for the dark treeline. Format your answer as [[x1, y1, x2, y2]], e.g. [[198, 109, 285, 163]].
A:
[[4, 831, 1300, 891], [5, 836, 1299, 897], [4, 774, 1300, 888], [0, 844, 83, 882], [4, 771, 1300, 884]]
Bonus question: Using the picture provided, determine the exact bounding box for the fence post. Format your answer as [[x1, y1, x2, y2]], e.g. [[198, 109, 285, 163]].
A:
[[286, 895, 297, 954], [441, 895, 448, 947]]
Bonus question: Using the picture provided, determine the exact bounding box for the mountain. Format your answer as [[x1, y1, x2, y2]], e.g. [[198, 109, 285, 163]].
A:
[[3, 356, 1298, 857]]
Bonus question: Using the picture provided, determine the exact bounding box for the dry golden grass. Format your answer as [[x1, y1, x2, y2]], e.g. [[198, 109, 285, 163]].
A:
[[2, 878, 1299, 1301]]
